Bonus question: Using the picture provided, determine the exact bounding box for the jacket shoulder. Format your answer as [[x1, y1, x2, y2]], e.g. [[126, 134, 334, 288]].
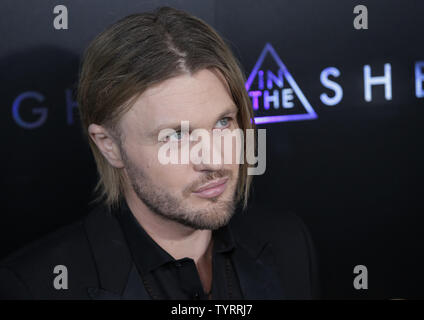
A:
[[0, 206, 110, 299]]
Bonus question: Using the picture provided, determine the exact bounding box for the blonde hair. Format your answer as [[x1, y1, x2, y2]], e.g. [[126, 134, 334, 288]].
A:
[[77, 6, 256, 212]]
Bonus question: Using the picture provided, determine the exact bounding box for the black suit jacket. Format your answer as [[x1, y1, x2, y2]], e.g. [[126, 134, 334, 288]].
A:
[[0, 205, 320, 299]]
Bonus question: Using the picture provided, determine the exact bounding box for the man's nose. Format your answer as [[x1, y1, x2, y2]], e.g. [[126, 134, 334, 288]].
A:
[[191, 132, 225, 172]]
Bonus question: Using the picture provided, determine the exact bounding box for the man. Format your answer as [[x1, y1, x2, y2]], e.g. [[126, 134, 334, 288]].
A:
[[0, 6, 319, 299]]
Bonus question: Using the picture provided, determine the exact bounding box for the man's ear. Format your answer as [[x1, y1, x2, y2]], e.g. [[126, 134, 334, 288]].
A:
[[88, 124, 125, 168]]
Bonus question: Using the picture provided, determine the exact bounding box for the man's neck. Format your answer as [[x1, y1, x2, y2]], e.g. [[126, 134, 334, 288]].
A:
[[124, 192, 213, 265]]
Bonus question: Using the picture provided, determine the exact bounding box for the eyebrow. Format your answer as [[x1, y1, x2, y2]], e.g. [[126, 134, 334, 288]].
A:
[[151, 104, 238, 136]]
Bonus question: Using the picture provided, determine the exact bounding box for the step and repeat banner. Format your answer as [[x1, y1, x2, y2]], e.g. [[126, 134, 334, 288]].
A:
[[0, 0, 423, 298]]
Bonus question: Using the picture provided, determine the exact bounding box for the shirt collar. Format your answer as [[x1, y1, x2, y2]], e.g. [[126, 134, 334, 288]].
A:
[[115, 199, 237, 274], [116, 199, 174, 274]]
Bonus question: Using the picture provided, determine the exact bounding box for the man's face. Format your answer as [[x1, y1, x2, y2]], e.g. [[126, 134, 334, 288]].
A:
[[118, 68, 240, 230]]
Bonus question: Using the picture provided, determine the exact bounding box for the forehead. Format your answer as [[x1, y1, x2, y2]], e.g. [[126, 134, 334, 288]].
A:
[[120, 68, 237, 136]]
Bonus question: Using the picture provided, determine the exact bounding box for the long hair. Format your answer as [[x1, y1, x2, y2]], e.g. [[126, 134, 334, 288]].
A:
[[77, 6, 255, 212]]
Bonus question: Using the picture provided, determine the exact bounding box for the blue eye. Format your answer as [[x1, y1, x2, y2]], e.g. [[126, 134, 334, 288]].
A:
[[216, 117, 231, 128], [168, 130, 183, 141]]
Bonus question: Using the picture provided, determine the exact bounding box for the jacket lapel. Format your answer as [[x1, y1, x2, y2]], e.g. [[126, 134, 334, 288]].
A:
[[230, 219, 286, 300], [87, 264, 150, 300], [120, 264, 150, 299], [232, 242, 286, 299], [83, 205, 150, 300]]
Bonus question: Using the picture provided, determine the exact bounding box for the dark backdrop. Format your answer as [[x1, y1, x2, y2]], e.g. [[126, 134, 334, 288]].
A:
[[1, 0, 423, 299]]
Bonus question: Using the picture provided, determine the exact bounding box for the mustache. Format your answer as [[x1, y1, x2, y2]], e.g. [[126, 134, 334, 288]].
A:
[[183, 169, 233, 196]]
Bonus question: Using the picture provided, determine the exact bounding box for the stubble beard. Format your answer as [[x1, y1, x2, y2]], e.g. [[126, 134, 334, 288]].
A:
[[121, 149, 239, 230]]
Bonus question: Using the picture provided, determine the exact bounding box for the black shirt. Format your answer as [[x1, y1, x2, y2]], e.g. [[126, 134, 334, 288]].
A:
[[115, 200, 243, 300]]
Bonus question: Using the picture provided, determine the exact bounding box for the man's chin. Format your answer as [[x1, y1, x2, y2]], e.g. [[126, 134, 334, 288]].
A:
[[170, 205, 235, 230], [178, 217, 232, 231]]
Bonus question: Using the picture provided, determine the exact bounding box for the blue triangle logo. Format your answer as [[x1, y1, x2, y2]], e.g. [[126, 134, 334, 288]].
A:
[[245, 43, 318, 124]]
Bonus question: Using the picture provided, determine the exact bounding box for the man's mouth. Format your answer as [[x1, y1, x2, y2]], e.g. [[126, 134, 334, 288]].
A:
[[192, 177, 229, 199]]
